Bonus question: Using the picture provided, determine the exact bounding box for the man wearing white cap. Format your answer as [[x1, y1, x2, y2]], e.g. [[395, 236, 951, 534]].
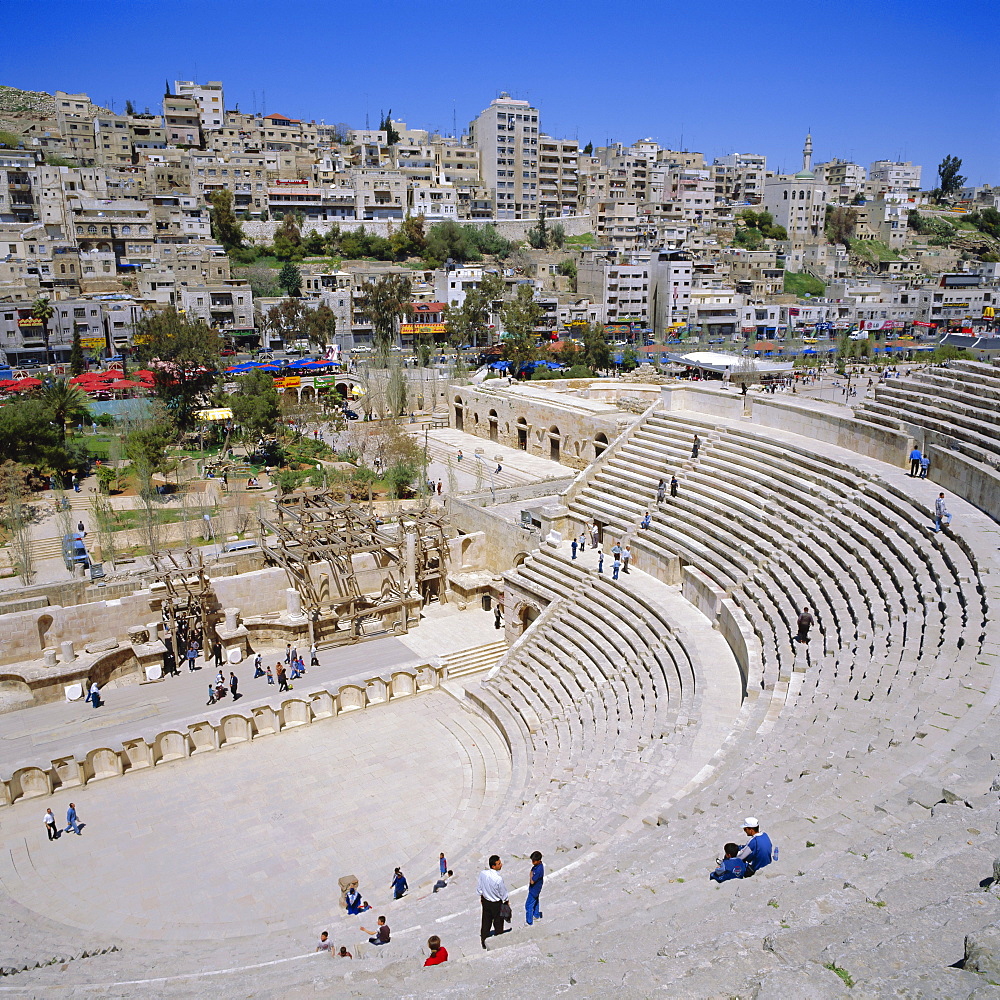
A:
[[736, 817, 776, 874]]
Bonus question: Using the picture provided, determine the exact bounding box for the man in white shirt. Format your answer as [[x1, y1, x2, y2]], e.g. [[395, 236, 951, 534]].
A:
[[477, 855, 509, 949]]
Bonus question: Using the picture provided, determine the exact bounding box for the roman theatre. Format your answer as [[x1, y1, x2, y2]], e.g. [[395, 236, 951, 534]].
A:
[[2, 363, 1000, 998]]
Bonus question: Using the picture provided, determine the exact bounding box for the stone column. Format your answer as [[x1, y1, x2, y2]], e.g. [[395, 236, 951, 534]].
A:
[[403, 531, 417, 593], [60, 640, 76, 663], [43, 649, 58, 668], [285, 588, 304, 620], [224, 607, 239, 632]]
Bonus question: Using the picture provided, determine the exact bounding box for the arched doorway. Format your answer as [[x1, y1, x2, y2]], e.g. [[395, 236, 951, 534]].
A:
[[453, 395, 464, 432], [516, 417, 528, 451], [594, 432, 609, 458], [548, 426, 561, 463], [488, 409, 499, 443], [519, 604, 540, 632]]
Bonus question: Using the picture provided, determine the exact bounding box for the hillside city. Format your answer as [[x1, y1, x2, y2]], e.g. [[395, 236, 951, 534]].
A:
[[0, 80, 998, 371], [5, 67, 1000, 1000]]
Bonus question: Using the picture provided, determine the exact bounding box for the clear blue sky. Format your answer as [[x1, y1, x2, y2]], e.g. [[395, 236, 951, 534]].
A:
[[5, 0, 998, 184]]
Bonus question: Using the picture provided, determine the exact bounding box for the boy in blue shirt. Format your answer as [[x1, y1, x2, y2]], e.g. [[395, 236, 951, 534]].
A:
[[709, 843, 746, 882], [737, 817, 776, 873], [525, 851, 544, 925]]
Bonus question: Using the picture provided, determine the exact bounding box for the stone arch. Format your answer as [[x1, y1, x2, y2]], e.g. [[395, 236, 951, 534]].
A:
[[594, 431, 609, 458], [453, 394, 464, 431], [36, 614, 54, 652], [488, 408, 499, 443], [519, 602, 540, 633], [512, 551, 530, 567], [547, 425, 562, 463], [516, 416, 528, 451]]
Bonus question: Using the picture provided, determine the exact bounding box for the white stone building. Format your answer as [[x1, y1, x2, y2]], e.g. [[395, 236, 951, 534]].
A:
[[468, 93, 540, 220]]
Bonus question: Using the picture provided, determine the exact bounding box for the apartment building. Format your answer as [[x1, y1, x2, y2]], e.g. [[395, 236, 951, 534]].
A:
[[578, 251, 653, 327], [815, 158, 866, 203], [177, 281, 254, 333], [469, 93, 540, 220], [650, 251, 694, 334], [537, 136, 579, 217], [0, 151, 41, 223], [163, 93, 202, 148], [350, 169, 406, 220], [434, 142, 480, 187], [712, 153, 767, 205], [868, 160, 922, 201], [174, 80, 225, 131]]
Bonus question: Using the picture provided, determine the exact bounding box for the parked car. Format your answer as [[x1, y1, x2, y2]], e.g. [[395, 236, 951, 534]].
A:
[[220, 348, 237, 357], [343, 409, 359, 421], [62, 532, 90, 572]]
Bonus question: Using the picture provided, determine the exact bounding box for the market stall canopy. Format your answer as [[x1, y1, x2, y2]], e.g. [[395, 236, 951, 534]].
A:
[[664, 351, 794, 374]]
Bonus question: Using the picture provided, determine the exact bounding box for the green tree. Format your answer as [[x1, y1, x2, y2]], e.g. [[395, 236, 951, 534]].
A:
[[0, 400, 66, 470], [962, 208, 1000, 240], [385, 359, 408, 417], [302, 229, 326, 255], [581, 322, 611, 372], [304, 302, 337, 349], [500, 285, 542, 377], [133, 307, 221, 429], [582, 142, 593, 156], [469, 224, 515, 259], [0, 129, 23, 148], [359, 273, 412, 366], [69, 327, 85, 376], [378, 110, 401, 146], [208, 188, 244, 250], [620, 346, 638, 371], [278, 261, 303, 296], [31, 296, 55, 363], [121, 407, 175, 472], [556, 258, 577, 290], [527, 207, 549, 249], [424, 220, 479, 266], [40, 378, 90, 446], [267, 299, 307, 347], [389, 214, 426, 259], [230, 369, 280, 442], [935, 155, 966, 202], [733, 227, 765, 250], [825, 205, 858, 247], [550, 223, 566, 249], [273, 213, 303, 260]]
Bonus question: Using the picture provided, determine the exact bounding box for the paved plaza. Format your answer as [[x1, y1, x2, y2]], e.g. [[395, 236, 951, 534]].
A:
[[0, 604, 498, 780], [0, 688, 512, 943]]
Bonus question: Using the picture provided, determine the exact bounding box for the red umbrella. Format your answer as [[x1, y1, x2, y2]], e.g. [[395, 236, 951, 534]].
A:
[[113, 379, 146, 389], [15, 377, 42, 390]]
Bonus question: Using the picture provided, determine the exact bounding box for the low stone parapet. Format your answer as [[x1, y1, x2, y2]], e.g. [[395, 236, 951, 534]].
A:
[[0, 663, 443, 805]]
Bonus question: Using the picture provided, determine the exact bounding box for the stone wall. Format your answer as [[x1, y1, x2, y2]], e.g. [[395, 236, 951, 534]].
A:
[[446, 497, 545, 575], [661, 386, 913, 468], [0, 663, 446, 807], [449, 382, 630, 471], [927, 445, 1000, 523], [242, 214, 593, 246]]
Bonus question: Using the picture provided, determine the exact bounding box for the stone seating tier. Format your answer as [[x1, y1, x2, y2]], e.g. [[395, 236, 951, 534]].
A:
[[4, 401, 1000, 997]]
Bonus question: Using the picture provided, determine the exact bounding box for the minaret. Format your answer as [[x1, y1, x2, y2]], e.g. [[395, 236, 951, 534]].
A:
[[802, 133, 813, 174]]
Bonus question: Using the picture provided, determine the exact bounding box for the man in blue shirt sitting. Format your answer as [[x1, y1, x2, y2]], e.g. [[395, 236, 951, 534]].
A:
[[737, 817, 776, 874], [709, 843, 746, 882]]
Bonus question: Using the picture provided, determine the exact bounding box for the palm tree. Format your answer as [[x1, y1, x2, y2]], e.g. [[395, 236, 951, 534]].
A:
[[31, 296, 55, 364], [41, 378, 91, 444]]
